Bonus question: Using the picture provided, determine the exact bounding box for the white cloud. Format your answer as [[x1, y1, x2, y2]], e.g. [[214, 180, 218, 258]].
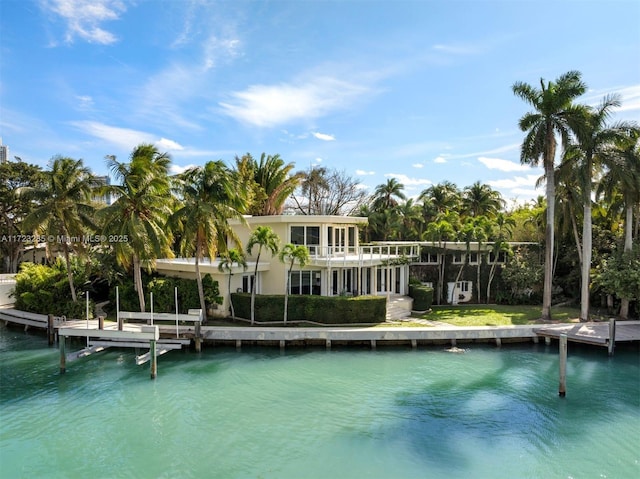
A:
[[203, 35, 242, 71], [312, 132, 335, 141], [384, 173, 432, 186], [478, 156, 530, 172], [487, 175, 539, 189], [75, 95, 94, 110], [356, 169, 375, 176], [434, 156, 447, 164], [69, 121, 155, 150], [170, 163, 198, 175], [412, 163, 424, 168], [219, 76, 370, 127], [156, 138, 184, 151], [42, 0, 126, 45]]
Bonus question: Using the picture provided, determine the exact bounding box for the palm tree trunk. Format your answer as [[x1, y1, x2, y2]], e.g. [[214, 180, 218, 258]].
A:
[[227, 272, 235, 320], [195, 255, 206, 319], [284, 265, 292, 324], [133, 255, 145, 312], [251, 249, 262, 325], [619, 203, 633, 319], [476, 245, 481, 303], [62, 242, 77, 302], [486, 260, 497, 304], [580, 168, 592, 322], [542, 162, 555, 321]]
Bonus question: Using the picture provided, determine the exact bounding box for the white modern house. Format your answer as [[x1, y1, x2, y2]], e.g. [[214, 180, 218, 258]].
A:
[[155, 215, 419, 318]]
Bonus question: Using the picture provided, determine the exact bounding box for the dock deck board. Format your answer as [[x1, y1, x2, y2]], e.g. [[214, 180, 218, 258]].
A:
[[536, 321, 640, 346]]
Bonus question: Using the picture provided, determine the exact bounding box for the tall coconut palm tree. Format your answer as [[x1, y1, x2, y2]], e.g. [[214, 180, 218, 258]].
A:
[[296, 166, 329, 215], [99, 144, 173, 312], [512, 70, 587, 320], [372, 178, 406, 210], [169, 160, 247, 316], [218, 248, 247, 320], [597, 127, 640, 318], [246, 226, 280, 325], [462, 181, 504, 219], [566, 94, 631, 321], [20, 156, 97, 302], [486, 213, 516, 303], [419, 181, 461, 216], [278, 243, 310, 325]]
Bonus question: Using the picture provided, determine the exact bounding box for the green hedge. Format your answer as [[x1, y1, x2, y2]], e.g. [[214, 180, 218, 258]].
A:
[[12, 261, 94, 318], [408, 284, 434, 311], [231, 293, 387, 324], [107, 274, 222, 314]]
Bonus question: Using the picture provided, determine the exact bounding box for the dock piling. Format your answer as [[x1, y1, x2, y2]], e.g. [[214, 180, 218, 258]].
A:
[[150, 339, 157, 379], [608, 318, 616, 356], [559, 334, 567, 397], [47, 314, 55, 345], [59, 336, 66, 374]]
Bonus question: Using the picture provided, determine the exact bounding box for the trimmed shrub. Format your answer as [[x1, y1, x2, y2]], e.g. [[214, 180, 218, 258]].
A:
[[231, 293, 386, 324], [107, 274, 222, 314], [12, 260, 94, 318], [409, 284, 434, 311]]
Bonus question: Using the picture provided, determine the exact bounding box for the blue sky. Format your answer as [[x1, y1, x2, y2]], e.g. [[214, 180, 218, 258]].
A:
[[1, 0, 639, 206]]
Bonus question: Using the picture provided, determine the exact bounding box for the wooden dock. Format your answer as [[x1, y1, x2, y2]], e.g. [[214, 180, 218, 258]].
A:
[[536, 320, 640, 346]]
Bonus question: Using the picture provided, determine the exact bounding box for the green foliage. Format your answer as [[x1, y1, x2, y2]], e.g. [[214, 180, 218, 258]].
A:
[[497, 247, 543, 304], [108, 274, 222, 313], [231, 293, 386, 324], [593, 245, 640, 301], [12, 260, 93, 318], [408, 284, 434, 311]]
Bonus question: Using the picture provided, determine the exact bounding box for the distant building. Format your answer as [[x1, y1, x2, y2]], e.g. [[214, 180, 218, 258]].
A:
[[92, 175, 112, 205], [0, 138, 8, 164]]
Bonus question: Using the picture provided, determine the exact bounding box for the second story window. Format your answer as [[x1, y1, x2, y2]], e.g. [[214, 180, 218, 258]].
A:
[[290, 226, 320, 254]]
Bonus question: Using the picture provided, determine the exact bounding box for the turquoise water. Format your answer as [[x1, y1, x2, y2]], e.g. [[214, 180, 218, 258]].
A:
[[1, 324, 639, 479]]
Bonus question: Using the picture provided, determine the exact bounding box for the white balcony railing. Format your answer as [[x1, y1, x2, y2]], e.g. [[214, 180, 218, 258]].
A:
[[304, 244, 420, 267]]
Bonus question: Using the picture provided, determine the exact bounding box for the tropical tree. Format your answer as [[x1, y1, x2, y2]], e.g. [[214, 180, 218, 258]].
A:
[[512, 70, 587, 320], [218, 248, 247, 320], [419, 181, 461, 215], [169, 160, 247, 316], [19, 156, 97, 302], [278, 243, 310, 325], [1, 158, 43, 273], [597, 127, 640, 318], [462, 181, 504, 219], [99, 144, 173, 312], [566, 94, 631, 321], [372, 178, 406, 210], [235, 153, 301, 215], [422, 212, 458, 305], [486, 213, 516, 303], [246, 226, 280, 325]]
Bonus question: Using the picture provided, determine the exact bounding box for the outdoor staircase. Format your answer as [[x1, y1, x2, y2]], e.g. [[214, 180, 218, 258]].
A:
[[385, 295, 413, 321]]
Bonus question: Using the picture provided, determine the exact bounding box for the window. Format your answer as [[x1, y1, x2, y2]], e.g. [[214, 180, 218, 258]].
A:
[[289, 270, 321, 295], [419, 252, 439, 264], [468, 252, 479, 264], [452, 253, 464, 264], [290, 226, 320, 254], [488, 251, 507, 263], [242, 275, 255, 293]]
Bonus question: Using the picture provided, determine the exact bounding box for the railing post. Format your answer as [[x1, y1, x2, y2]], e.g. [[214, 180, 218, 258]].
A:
[[608, 318, 616, 356], [559, 334, 567, 397]]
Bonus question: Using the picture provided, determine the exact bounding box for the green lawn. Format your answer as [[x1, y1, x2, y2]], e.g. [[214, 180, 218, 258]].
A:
[[411, 304, 585, 327]]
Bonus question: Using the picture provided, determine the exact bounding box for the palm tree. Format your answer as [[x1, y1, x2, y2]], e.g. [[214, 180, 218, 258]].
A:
[[169, 160, 247, 316], [278, 244, 310, 325], [296, 166, 329, 215], [462, 181, 504, 219], [246, 226, 280, 325], [20, 156, 97, 302], [419, 181, 461, 215], [597, 127, 640, 318], [99, 144, 173, 312], [218, 248, 247, 320], [569, 94, 632, 321], [512, 70, 587, 320], [486, 213, 515, 303], [234, 153, 302, 215], [423, 212, 458, 305], [372, 178, 406, 210]]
